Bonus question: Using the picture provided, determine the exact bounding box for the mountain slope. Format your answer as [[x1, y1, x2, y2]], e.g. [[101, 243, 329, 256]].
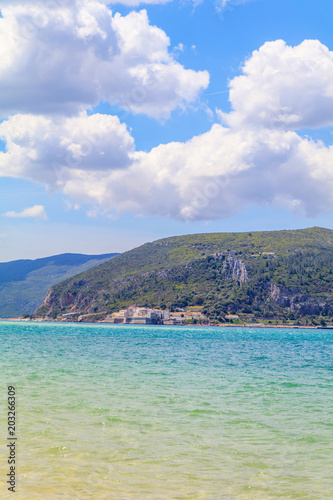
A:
[[0, 253, 118, 318], [34, 227, 333, 324]]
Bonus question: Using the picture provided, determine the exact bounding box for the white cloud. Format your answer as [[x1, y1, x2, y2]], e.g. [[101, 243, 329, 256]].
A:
[[0, 2, 208, 119], [1, 37, 333, 221], [222, 39, 333, 130], [54, 126, 333, 220], [86, 206, 104, 217], [65, 201, 80, 211], [0, 112, 135, 186], [3, 205, 48, 220], [3, 114, 331, 222], [218, 0, 252, 10]]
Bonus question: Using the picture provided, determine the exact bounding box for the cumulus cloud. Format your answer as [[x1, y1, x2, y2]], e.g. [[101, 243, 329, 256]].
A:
[[3, 205, 48, 220], [0, 112, 135, 185], [0, 1, 208, 119], [222, 39, 333, 130], [1, 32, 333, 221], [2, 114, 333, 221], [53, 126, 333, 220]]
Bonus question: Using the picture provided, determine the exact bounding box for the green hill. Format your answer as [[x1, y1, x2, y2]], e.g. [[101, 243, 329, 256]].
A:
[[34, 227, 333, 326], [0, 253, 118, 318]]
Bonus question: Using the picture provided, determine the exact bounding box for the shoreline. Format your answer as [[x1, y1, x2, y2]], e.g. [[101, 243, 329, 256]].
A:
[[1, 317, 332, 330]]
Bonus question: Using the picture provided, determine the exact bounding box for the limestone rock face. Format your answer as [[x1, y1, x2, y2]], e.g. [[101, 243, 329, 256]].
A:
[[228, 257, 248, 283], [269, 283, 298, 307], [290, 296, 327, 315], [269, 283, 333, 315], [215, 253, 248, 283]]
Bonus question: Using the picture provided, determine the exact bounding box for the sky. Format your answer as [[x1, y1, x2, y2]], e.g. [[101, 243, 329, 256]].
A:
[[1, 0, 333, 261]]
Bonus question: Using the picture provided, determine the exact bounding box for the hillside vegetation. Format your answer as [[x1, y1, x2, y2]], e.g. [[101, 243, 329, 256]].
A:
[[34, 227, 333, 326], [0, 253, 118, 318]]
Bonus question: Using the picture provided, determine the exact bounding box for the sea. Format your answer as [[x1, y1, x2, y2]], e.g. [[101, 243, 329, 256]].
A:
[[0, 321, 332, 499]]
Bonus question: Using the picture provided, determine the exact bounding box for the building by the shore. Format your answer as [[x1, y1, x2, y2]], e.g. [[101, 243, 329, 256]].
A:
[[103, 306, 170, 325], [102, 305, 207, 325]]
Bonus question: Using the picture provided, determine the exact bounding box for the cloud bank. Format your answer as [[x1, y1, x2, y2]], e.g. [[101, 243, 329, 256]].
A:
[[0, 1, 208, 119], [0, 0, 333, 222]]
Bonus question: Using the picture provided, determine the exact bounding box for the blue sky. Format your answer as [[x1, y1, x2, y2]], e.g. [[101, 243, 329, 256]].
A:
[[1, 0, 333, 261]]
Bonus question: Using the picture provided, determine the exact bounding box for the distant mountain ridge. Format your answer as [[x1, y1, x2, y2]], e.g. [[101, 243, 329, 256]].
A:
[[34, 227, 333, 326], [0, 253, 119, 318]]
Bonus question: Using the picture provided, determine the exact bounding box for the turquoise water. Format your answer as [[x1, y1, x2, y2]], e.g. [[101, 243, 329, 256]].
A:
[[0, 321, 332, 499]]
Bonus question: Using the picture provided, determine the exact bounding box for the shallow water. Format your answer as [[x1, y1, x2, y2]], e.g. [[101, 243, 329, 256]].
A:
[[0, 321, 332, 499]]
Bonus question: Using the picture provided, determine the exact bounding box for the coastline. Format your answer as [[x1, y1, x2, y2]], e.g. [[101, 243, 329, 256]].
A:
[[1, 317, 331, 330]]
